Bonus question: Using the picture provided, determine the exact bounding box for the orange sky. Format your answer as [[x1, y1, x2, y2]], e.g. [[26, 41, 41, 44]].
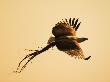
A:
[[0, 0, 110, 82]]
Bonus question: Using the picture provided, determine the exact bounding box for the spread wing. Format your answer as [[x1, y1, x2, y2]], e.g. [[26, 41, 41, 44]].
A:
[[52, 18, 86, 59], [55, 36, 85, 59], [55, 36, 91, 60], [64, 47, 85, 59], [52, 18, 81, 37], [51, 18, 91, 60]]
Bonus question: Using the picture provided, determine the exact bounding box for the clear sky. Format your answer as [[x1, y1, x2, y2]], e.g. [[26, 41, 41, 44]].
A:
[[0, 0, 110, 82]]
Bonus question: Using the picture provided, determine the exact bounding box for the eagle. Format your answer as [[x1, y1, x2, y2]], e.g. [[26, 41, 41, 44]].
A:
[[15, 18, 91, 73]]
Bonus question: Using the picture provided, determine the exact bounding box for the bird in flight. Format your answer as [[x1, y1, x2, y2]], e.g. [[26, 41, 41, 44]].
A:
[[15, 18, 91, 73]]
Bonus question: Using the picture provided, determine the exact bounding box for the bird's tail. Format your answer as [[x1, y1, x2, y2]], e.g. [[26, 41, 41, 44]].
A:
[[14, 42, 56, 73]]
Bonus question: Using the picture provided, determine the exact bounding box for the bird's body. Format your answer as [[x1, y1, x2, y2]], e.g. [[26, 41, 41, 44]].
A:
[[15, 18, 91, 73], [48, 18, 90, 59]]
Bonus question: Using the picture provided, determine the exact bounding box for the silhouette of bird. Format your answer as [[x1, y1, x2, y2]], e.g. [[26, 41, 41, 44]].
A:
[[15, 18, 91, 73]]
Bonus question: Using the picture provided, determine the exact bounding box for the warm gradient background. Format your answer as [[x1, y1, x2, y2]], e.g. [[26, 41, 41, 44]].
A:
[[0, 0, 110, 82]]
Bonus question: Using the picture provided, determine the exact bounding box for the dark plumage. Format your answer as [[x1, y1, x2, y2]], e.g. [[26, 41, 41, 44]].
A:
[[15, 18, 91, 73]]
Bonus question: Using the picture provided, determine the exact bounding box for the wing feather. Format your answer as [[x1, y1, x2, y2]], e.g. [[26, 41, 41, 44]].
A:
[[55, 36, 85, 59]]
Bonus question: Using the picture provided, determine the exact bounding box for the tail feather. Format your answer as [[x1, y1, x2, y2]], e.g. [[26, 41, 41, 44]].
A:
[[14, 42, 56, 73]]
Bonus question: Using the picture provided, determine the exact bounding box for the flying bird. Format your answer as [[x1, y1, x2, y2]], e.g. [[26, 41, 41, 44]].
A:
[[15, 18, 91, 73]]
